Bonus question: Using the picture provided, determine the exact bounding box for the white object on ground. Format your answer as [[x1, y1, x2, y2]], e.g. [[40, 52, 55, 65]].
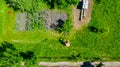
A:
[[82, 0, 89, 10]]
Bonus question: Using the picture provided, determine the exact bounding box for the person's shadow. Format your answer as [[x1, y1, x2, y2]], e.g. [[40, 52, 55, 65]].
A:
[[76, 0, 84, 20], [81, 62, 94, 67], [77, 1, 83, 10]]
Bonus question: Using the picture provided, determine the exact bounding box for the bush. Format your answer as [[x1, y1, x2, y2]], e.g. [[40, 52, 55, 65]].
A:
[[56, 20, 73, 33], [43, 0, 79, 9], [0, 41, 37, 66], [89, 26, 98, 33], [0, 41, 21, 67], [5, 0, 38, 12], [5, 0, 79, 11]]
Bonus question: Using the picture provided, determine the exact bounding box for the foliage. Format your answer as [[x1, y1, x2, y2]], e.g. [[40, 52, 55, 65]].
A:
[[62, 20, 73, 33], [56, 20, 73, 33], [0, 41, 37, 67], [89, 26, 98, 33], [1, 0, 120, 63], [27, 11, 45, 30], [5, 0, 74, 31], [5, 0, 38, 12], [43, 0, 79, 9], [0, 41, 21, 67], [5, 0, 47, 30], [5, 0, 78, 11]]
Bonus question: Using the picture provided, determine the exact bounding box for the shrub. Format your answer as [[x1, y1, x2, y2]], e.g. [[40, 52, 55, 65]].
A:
[[43, 0, 79, 9], [0, 41, 21, 67], [5, 0, 40, 12], [89, 26, 98, 33], [56, 20, 73, 33]]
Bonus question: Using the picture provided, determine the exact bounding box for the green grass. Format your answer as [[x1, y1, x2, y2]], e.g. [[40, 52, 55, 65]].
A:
[[71, 0, 120, 61], [0, 0, 16, 40], [0, 0, 120, 66], [0, 0, 5, 39]]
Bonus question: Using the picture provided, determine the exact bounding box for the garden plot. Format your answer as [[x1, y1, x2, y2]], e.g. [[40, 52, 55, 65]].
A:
[[15, 10, 68, 31]]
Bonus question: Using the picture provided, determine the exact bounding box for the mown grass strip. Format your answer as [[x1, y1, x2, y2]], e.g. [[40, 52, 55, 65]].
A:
[[0, 0, 6, 40]]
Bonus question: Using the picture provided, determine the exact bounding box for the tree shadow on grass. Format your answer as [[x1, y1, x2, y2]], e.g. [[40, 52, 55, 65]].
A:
[[76, 0, 84, 20], [19, 51, 34, 59]]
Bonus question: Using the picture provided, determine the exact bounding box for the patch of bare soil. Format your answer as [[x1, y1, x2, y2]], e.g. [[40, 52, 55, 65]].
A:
[[16, 13, 28, 31], [73, 0, 93, 29], [44, 10, 68, 30]]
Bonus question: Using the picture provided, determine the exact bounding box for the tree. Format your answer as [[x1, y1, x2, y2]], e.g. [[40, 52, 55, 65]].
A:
[[0, 41, 22, 67], [43, 0, 79, 9]]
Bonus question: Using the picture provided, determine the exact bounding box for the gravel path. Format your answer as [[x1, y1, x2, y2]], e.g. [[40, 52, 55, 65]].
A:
[[39, 62, 120, 67], [73, 0, 93, 29]]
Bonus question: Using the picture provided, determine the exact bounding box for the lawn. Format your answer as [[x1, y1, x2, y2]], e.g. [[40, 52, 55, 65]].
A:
[[0, 0, 120, 66], [0, 0, 5, 39]]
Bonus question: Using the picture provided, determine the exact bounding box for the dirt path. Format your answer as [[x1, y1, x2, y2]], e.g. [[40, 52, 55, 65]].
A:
[[73, 0, 93, 29]]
